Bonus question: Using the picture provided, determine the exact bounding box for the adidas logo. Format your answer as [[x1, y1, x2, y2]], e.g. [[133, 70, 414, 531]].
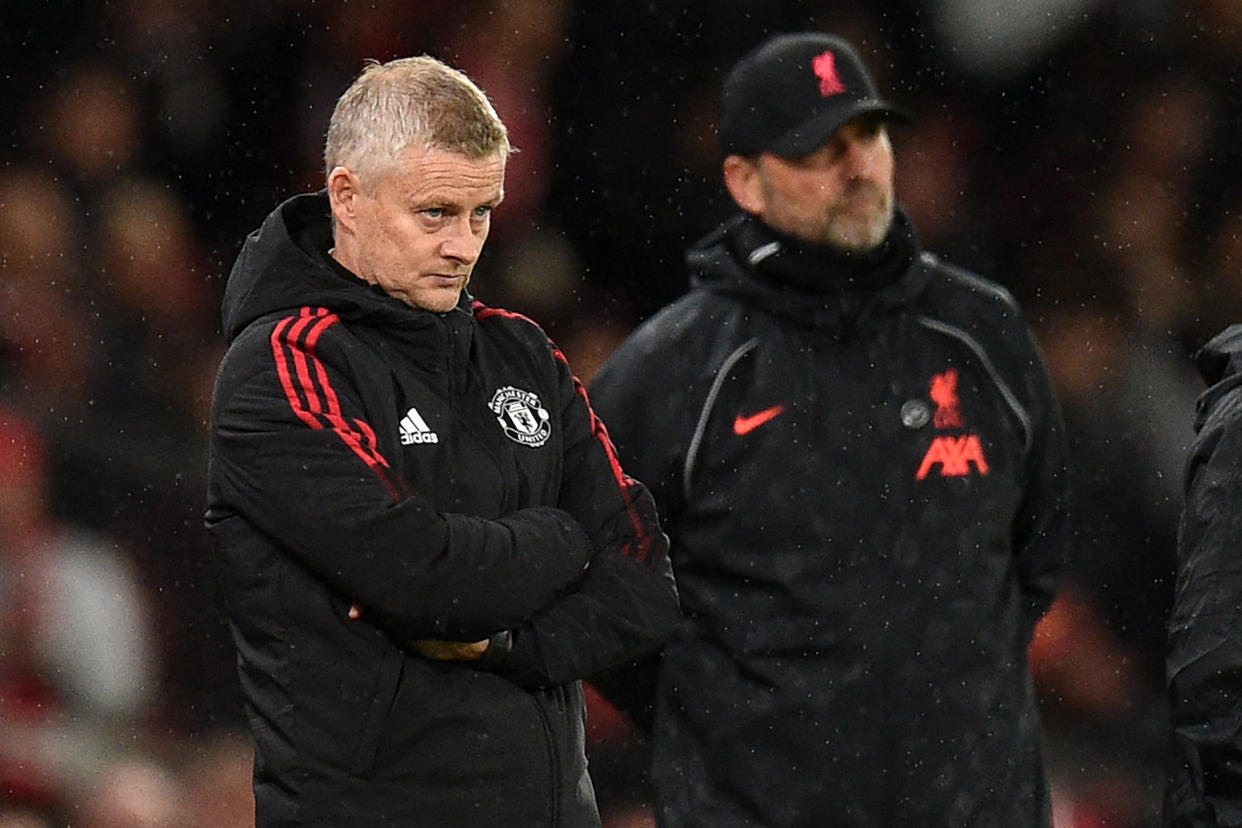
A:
[[399, 407, 439, 445]]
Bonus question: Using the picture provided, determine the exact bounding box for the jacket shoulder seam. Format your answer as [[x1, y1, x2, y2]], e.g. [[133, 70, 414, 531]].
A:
[[921, 253, 1019, 313]]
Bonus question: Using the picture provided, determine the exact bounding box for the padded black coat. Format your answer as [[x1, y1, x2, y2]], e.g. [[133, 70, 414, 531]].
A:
[[207, 192, 678, 827], [590, 213, 1069, 827], [1166, 324, 1242, 827]]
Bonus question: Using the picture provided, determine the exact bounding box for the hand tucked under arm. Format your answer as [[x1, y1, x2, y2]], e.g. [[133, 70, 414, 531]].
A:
[[348, 604, 509, 664], [412, 639, 490, 661]]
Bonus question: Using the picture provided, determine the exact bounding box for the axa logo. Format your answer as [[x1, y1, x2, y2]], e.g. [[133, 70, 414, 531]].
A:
[[916, 435, 990, 480], [399, 406, 439, 445], [914, 368, 989, 480], [812, 50, 848, 97]]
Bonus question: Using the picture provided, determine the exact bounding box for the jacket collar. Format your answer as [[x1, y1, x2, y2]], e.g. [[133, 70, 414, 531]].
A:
[[686, 209, 930, 334], [1194, 324, 1242, 432]]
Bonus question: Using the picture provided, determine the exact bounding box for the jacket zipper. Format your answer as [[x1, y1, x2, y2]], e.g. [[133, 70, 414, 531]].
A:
[[682, 337, 759, 501], [532, 694, 561, 825]]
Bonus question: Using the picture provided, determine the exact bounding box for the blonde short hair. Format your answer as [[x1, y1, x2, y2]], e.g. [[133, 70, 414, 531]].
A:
[[323, 55, 511, 187]]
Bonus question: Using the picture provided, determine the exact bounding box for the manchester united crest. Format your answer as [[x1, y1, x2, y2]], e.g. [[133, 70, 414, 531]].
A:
[[489, 386, 552, 447]]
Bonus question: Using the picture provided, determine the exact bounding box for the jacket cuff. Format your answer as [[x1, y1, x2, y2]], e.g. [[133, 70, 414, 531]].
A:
[[475, 629, 513, 670], [480, 626, 545, 688]]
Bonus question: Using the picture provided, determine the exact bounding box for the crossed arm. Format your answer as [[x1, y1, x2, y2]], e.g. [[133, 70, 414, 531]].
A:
[[210, 329, 676, 683]]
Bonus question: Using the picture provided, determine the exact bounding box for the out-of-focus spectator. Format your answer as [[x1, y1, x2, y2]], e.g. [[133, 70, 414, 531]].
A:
[[445, 0, 570, 240], [31, 60, 144, 199], [1034, 288, 1182, 824], [0, 166, 98, 418], [0, 166, 81, 290], [0, 809, 51, 828], [1200, 194, 1242, 335], [893, 96, 998, 277], [176, 730, 254, 828], [0, 407, 158, 813], [71, 757, 181, 828], [925, 0, 1109, 84]]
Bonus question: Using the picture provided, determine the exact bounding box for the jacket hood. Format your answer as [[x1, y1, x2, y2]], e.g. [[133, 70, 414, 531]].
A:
[[1193, 324, 1242, 430], [221, 191, 461, 342], [685, 209, 929, 333]]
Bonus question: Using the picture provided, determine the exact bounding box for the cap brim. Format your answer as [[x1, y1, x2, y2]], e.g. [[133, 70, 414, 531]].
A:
[[766, 100, 910, 158]]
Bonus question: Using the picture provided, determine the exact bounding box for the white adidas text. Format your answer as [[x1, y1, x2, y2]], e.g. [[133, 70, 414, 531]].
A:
[[399, 407, 439, 445]]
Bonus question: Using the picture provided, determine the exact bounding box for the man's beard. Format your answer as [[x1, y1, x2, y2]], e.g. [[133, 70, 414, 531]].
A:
[[824, 184, 894, 253]]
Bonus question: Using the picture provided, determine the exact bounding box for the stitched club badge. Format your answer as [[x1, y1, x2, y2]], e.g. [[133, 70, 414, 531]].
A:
[[489, 386, 552, 448], [915, 369, 990, 480]]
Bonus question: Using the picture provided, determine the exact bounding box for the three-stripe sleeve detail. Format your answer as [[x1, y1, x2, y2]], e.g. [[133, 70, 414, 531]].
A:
[[270, 306, 404, 501]]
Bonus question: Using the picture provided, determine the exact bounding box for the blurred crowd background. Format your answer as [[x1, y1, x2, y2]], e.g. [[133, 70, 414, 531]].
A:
[[3, 0, 1241, 825]]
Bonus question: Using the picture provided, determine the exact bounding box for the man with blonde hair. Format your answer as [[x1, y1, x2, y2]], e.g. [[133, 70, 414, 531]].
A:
[[207, 55, 678, 827]]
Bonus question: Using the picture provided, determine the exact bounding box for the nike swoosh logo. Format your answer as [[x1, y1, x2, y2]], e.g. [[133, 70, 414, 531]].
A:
[[733, 405, 786, 436]]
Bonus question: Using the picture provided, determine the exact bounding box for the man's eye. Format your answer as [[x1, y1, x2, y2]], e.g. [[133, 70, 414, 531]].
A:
[[424, 208, 444, 219], [473, 206, 492, 219]]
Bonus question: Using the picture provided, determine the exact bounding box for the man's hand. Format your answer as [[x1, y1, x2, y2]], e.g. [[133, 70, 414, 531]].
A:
[[412, 638, 490, 661], [347, 604, 491, 662]]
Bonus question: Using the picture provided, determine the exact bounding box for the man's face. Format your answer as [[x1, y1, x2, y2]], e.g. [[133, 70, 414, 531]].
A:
[[751, 117, 895, 252], [333, 145, 505, 312]]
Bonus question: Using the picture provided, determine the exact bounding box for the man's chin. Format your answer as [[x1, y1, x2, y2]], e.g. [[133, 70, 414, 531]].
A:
[[409, 287, 464, 313], [829, 214, 892, 253], [829, 231, 886, 255]]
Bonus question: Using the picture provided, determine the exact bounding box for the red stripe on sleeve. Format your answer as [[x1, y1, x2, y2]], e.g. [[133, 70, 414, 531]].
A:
[[476, 300, 655, 562], [271, 315, 322, 430], [270, 307, 403, 501], [553, 346, 652, 564], [289, 310, 325, 415], [305, 314, 344, 416]]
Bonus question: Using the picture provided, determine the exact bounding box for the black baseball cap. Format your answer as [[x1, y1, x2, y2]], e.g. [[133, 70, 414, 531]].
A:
[[719, 32, 909, 158]]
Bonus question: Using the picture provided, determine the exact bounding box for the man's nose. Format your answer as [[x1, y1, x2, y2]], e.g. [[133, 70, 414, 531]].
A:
[[842, 137, 882, 179], [440, 218, 486, 264]]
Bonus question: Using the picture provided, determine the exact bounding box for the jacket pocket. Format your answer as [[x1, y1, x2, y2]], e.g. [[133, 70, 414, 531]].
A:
[[348, 645, 404, 775]]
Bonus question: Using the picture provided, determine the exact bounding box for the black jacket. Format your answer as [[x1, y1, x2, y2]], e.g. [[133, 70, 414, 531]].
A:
[[1166, 324, 1242, 827], [589, 213, 1069, 827], [206, 192, 678, 827]]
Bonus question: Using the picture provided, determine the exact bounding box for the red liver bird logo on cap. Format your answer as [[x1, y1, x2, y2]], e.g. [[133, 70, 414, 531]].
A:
[[812, 50, 847, 97]]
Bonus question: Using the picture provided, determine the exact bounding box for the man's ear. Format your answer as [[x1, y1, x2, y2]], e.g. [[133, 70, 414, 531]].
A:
[[723, 154, 764, 215], [327, 166, 360, 232]]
